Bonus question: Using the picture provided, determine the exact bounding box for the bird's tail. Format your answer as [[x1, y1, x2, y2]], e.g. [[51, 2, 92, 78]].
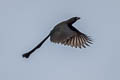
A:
[[22, 33, 50, 58]]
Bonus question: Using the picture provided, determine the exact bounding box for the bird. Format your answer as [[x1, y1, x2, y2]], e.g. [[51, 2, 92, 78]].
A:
[[22, 17, 92, 58]]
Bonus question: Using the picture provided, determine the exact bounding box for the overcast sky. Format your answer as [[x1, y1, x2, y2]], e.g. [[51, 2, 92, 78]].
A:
[[0, 0, 120, 80]]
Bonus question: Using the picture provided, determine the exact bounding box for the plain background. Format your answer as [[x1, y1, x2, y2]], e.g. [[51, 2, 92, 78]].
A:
[[0, 0, 120, 80]]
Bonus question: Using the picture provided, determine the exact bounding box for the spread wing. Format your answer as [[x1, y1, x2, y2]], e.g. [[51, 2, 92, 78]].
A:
[[61, 32, 92, 48], [50, 24, 92, 48]]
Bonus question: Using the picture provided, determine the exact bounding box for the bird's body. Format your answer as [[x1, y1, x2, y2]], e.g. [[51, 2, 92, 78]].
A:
[[23, 17, 92, 58], [50, 21, 76, 43]]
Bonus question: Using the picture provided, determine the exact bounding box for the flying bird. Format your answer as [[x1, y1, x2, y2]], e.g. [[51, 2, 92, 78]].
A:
[[22, 17, 92, 58]]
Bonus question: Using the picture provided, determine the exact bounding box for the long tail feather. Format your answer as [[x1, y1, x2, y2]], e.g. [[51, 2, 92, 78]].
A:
[[22, 34, 50, 58]]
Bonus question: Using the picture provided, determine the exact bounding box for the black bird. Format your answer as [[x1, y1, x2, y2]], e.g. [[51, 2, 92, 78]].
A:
[[22, 17, 92, 58]]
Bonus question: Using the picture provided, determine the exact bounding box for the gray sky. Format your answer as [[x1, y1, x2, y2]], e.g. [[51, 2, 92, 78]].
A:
[[0, 0, 120, 80]]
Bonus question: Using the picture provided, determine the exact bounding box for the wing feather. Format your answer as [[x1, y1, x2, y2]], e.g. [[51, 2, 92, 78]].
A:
[[50, 27, 92, 48]]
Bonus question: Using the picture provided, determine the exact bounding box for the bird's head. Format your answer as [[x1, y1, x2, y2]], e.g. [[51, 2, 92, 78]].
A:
[[66, 17, 80, 25]]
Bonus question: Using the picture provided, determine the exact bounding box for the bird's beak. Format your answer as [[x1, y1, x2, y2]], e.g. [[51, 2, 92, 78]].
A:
[[77, 17, 80, 20]]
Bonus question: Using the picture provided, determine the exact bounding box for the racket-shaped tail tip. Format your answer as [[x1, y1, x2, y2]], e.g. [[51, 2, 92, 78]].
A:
[[22, 53, 31, 58]]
